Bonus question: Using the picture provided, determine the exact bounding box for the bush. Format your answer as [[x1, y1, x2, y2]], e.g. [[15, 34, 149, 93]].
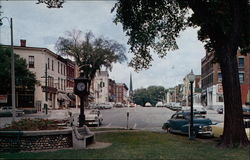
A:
[[2, 119, 64, 131]]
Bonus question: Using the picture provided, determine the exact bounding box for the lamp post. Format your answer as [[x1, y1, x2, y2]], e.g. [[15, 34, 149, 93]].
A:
[[187, 69, 195, 140], [0, 17, 16, 121], [74, 72, 90, 127]]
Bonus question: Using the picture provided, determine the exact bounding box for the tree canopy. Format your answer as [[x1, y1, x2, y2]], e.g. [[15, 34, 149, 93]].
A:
[[133, 86, 167, 106], [112, 0, 250, 70], [56, 30, 127, 80], [0, 46, 37, 94]]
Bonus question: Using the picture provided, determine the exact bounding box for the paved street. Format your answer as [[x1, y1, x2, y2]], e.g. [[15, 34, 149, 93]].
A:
[[100, 106, 224, 131], [0, 106, 224, 131]]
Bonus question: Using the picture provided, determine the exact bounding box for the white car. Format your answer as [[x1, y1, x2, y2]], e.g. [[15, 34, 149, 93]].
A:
[[193, 105, 207, 114], [85, 110, 103, 126], [0, 106, 24, 117]]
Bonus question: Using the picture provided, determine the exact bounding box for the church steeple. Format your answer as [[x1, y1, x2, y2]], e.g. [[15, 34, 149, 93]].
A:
[[129, 73, 133, 101]]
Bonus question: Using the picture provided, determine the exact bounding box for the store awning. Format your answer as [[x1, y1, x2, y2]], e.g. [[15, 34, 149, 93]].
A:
[[57, 93, 71, 101]]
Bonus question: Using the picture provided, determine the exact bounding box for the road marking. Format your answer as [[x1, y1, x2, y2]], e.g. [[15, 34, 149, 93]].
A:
[[133, 123, 137, 129]]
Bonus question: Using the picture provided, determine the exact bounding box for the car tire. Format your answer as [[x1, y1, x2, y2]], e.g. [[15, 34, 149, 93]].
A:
[[168, 128, 173, 133], [193, 130, 197, 138]]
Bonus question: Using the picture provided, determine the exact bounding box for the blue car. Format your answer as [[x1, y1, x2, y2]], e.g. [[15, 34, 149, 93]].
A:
[[162, 111, 213, 137]]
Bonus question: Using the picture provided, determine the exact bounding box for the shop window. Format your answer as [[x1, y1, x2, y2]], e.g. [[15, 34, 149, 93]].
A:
[[217, 94, 224, 102]]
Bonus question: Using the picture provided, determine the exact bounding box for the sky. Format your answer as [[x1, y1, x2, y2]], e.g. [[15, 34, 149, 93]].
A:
[[0, 1, 206, 90]]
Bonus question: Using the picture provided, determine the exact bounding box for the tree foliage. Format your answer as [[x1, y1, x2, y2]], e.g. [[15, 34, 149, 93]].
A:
[[0, 46, 37, 94], [56, 30, 127, 80], [112, 0, 249, 70], [133, 86, 167, 106]]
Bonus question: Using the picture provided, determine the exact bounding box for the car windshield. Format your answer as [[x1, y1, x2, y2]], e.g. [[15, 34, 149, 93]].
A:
[[89, 110, 99, 114]]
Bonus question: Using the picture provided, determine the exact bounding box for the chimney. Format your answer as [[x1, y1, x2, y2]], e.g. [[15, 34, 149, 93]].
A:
[[20, 39, 26, 47]]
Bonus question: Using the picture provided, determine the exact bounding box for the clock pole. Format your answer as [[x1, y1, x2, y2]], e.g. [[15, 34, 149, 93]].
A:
[[79, 95, 85, 127], [74, 72, 90, 127]]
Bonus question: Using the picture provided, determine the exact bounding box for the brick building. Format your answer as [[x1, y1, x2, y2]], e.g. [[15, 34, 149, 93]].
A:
[[108, 79, 116, 102], [115, 83, 128, 104], [201, 51, 250, 106]]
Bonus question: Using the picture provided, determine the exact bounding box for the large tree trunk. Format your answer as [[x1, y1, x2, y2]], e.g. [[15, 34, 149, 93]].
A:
[[217, 45, 249, 147]]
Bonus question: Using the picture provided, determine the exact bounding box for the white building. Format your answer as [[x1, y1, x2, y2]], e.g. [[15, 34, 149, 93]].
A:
[[206, 84, 224, 106], [182, 74, 202, 106], [13, 40, 69, 111], [93, 71, 109, 104]]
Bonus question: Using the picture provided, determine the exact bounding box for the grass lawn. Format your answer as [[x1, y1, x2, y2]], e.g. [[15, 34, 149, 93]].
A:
[[1, 131, 249, 160]]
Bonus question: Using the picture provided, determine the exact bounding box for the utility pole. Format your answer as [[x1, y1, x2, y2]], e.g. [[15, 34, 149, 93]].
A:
[[10, 18, 16, 121], [45, 64, 48, 114]]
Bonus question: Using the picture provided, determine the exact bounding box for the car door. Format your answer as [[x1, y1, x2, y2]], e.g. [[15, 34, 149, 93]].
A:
[[169, 113, 188, 132]]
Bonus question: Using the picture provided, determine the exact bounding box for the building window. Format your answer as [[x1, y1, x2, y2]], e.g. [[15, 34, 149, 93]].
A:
[[58, 62, 60, 73], [238, 57, 244, 68], [61, 79, 63, 90], [61, 64, 63, 74], [64, 79, 66, 91], [52, 60, 54, 71], [64, 65, 65, 75], [239, 72, 244, 83], [58, 78, 60, 89], [218, 72, 222, 82], [28, 56, 34, 68], [100, 82, 105, 88], [48, 58, 50, 69]]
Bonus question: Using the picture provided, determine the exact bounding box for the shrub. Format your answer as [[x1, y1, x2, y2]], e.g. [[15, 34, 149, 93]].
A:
[[2, 118, 64, 131]]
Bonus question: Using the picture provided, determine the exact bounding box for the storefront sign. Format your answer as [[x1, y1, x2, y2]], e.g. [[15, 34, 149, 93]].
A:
[[0, 95, 8, 103]]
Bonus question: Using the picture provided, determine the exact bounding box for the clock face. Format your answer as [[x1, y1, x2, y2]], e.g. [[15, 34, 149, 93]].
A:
[[77, 82, 85, 91]]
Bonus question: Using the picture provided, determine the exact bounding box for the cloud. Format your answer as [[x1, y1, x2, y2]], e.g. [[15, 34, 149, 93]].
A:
[[0, 1, 205, 90]]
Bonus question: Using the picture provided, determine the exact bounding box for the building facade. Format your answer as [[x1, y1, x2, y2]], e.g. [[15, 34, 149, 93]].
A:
[[13, 40, 71, 111], [115, 83, 128, 104], [201, 51, 250, 106], [108, 79, 116, 103], [93, 71, 109, 104]]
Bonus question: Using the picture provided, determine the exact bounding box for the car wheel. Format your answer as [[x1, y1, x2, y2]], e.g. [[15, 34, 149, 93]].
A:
[[98, 120, 101, 126], [192, 130, 197, 138], [167, 128, 173, 133]]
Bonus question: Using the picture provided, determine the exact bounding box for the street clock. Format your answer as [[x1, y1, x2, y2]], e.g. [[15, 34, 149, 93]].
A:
[[74, 75, 90, 96], [77, 82, 86, 91]]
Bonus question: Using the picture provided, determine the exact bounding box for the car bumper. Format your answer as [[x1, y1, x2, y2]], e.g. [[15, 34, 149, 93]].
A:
[[85, 120, 99, 125], [198, 131, 213, 136]]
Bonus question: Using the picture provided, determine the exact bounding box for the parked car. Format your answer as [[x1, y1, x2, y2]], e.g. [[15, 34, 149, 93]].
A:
[[211, 122, 250, 140], [145, 102, 152, 107], [217, 107, 223, 114], [85, 109, 103, 126], [156, 102, 164, 107], [162, 111, 213, 137], [242, 107, 250, 118], [0, 106, 24, 117], [171, 103, 182, 111], [193, 105, 207, 114], [96, 103, 113, 109], [114, 103, 124, 108]]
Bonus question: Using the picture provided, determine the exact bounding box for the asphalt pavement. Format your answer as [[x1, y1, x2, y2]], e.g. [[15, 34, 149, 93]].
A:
[[0, 106, 224, 130]]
